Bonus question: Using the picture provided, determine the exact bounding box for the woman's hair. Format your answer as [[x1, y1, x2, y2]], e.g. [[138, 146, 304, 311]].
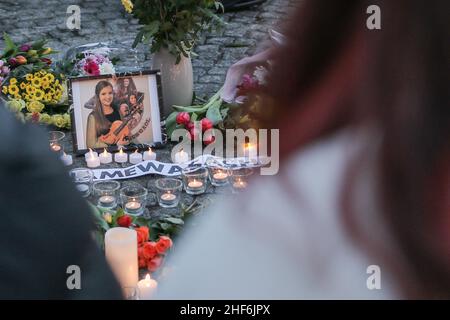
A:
[[264, 0, 449, 297], [116, 78, 137, 101], [92, 80, 114, 136]]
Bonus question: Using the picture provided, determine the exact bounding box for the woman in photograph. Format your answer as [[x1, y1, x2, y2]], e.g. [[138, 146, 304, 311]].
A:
[[114, 77, 137, 104], [86, 80, 123, 148]]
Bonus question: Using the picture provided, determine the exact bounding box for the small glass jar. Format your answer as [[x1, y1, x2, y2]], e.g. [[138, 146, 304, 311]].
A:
[[69, 168, 94, 198], [48, 131, 65, 154], [207, 160, 230, 187], [92, 180, 120, 209], [155, 178, 182, 208], [182, 167, 208, 195], [230, 168, 253, 192], [120, 184, 148, 216]]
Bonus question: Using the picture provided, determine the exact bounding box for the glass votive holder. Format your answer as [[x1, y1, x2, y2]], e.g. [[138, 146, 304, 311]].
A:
[[207, 161, 230, 187], [92, 180, 120, 209], [48, 131, 65, 154], [230, 168, 253, 192], [155, 178, 182, 208], [182, 167, 208, 195], [69, 168, 94, 198], [120, 184, 147, 216]]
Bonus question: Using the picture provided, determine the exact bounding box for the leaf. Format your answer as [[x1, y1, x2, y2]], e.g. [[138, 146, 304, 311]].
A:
[[164, 217, 184, 225], [206, 99, 223, 125], [3, 33, 17, 54], [134, 217, 150, 227], [165, 111, 178, 138], [159, 222, 171, 230]]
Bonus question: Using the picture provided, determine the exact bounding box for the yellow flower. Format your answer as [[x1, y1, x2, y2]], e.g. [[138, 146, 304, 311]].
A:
[[42, 80, 50, 89], [121, 0, 133, 13], [42, 48, 52, 55], [6, 99, 26, 113], [9, 78, 17, 85], [52, 114, 65, 128], [25, 74, 34, 81], [45, 93, 53, 102], [8, 85, 19, 95], [32, 77, 42, 88], [34, 89, 45, 101], [2, 85, 8, 94], [19, 82, 26, 90], [39, 70, 47, 76], [26, 85, 35, 94], [63, 113, 71, 128], [14, 93, 21, 100], [39, 113, 52, 125], [26, 100, 45, 113], [54, 79, 60, 85], [44, 73, 55, 83], [103, 212, 112, 223]]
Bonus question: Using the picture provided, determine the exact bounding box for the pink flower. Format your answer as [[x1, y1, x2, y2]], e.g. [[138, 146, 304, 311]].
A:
[[2, 66, 10, 75], [176, 112, 190, 125], [31, 112, 40, 123], [200, 118, 213, 132], [236, 74, 259, 97], [147, 255, 164, 273], [83, 61, 100, 76], [19, 44, 31, 52]]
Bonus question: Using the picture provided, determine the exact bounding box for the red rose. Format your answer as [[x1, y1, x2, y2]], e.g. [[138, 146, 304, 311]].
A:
[[135, 226, 149, 245], [155, 236, 173, 254], [142, 241, 158, 260], [200, 118, 213, 132], [117, 215, 132, 228], [147, 255, 164, 273], [176, 112, 190, 125], [83, 61, 100, 76]]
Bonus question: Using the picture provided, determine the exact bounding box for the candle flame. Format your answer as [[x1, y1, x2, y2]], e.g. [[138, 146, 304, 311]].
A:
[[148, 147, 152, 153], [103, 148, 107, 155], [145, 274, 151, 281], [134, 149, 138, 154], [119, 148, 123, 154], [63, 152, 67, 156]]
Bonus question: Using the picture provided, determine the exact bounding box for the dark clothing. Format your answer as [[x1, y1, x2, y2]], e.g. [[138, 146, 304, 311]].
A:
[[105, 107, 121, 123], [0, 105, 122, 299]]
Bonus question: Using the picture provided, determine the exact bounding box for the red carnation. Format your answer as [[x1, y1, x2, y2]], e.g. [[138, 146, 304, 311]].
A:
[[117, 215, 132, 228], [83, 61, 100, 76], [176, 112, 190, 125]]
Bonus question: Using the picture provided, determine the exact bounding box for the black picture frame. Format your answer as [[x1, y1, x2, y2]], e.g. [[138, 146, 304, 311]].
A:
[[68, 70, 166, 155]]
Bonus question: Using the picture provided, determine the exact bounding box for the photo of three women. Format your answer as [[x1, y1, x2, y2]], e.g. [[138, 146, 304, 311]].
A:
[[85, 77, 144, 149]]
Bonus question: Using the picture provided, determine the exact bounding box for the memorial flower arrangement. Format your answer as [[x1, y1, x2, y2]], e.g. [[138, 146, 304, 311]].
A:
[[121, 0, 224, 63], [0, 33, 70, 128], [166, 66, 269, 142]]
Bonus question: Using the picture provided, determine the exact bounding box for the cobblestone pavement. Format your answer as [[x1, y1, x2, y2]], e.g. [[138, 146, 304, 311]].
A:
[[0, 0, 299, 97]]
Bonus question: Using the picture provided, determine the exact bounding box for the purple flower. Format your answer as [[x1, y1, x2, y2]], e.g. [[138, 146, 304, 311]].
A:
[[19, 44, 31, 52], [0, 60, 4, 68], [8, 58, 17, 66], [2, 66, 10, 74]]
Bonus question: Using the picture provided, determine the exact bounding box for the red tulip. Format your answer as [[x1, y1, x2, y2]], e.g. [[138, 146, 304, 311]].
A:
[[117, 215, 132, 228], [176, 112, 190, 125], [200, 118, 213, 131]]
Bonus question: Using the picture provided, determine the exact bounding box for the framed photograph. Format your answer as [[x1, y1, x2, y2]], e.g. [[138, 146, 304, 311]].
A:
[[68, 70, 165, 154]]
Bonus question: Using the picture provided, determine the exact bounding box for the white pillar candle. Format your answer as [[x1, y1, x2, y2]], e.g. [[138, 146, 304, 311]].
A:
[[174, 149, 189, 164], [60, 152, 73, 166], [115, 148, 128, 163], [129, 150, 143, 165], [105, 228, 138, 289], [99, 148, 112, 164], [85, 148, 98, 160], [143, 147, 156, 161], [86, 153, 100, 168], [137, 274, 158, 300]]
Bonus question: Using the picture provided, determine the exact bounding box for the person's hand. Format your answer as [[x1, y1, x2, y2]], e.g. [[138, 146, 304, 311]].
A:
[[221, 49, 272, 103]]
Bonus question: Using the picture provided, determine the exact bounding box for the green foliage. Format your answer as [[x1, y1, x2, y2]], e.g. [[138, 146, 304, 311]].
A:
[[125, 0, 225, 63]]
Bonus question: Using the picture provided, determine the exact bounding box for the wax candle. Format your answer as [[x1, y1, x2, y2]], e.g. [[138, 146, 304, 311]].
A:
[[137, 274, 158, 300], [60, 152, 73, 166], [188, 179, 203, 189], [105, 228, 138, 289], [161, 192, 176, 201], [85, 148, 98, 160], [86, 152, 100, 168], [99, 148, 112, 164], [143, 147, 156, 161], [213, 171, 228, 180], [125, 201, 141, 212], [98, 195, 116, 208], [129, 150, 143, 165], [115, 147, 128, 163], [244, 143, 258, 160], [233, 179, 248, 189], [50, 143, 61, 152], [174, 149, 189, 164]]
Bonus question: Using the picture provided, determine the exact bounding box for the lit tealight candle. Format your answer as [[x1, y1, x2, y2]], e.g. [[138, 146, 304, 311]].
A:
[[213, 171, 228, 180], [86, 152, 100, 168], [85, 148, 98, 160], [99, 148, 112, 164], [174, 148, 189, 164], [98, 195, 116, 208], [50, 143, 61, 152], [129, 150, 143, 165], [233, 179, 248, 189], [115, 147, 128, 163], [188, 179, 203, 189], [137, 274, 158, 300], [143, 147, 156, 161], [125, 201, 141, 211], [161, 192, 176, 201], [60, 152, 73, 166]]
